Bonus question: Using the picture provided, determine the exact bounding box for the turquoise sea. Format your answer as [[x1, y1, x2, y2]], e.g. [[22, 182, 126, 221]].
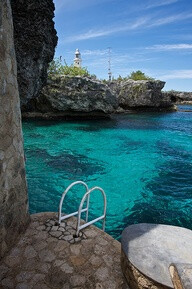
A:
[[23, 105, 192, 239]]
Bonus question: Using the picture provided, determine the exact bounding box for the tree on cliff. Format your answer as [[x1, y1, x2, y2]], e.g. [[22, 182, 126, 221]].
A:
[[103, 70, 155, 83], [116, 71, 154, 81], [128, 70, 154, 81]]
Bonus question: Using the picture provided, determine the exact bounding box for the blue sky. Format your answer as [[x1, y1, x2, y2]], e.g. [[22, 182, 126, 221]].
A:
[[53, 0, 192, 91]]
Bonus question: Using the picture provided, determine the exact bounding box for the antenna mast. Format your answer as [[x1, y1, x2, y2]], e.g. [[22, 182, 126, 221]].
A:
[[108, 47, 112, 81]]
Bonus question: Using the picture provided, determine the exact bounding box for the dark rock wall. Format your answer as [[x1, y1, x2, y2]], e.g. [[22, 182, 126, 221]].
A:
[[163, 91, 192, 104], [0, 0, 30, 259], [11, 0, 58, 111]]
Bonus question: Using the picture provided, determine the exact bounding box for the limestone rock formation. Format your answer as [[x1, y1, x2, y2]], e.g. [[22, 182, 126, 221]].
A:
[[22, 76, 176, 118], [116, 79, 175, 111], [25, 76, 118, 118], [11, 0, 58, 111], [163, 91, 192, 104]]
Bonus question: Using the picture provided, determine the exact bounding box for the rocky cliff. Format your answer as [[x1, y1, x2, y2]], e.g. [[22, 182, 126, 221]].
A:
[[163, 91, 192, 104], [11, 0, 58, 111], [111, 79, 175, 112], [24, 76, 118, 118], [23, 76, 176, 118]]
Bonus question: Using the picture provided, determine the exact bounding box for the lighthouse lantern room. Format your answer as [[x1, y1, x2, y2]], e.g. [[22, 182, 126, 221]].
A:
[[74, 48, 82, 68]]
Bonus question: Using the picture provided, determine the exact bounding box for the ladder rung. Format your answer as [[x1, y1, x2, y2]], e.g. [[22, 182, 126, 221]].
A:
[[60, 207, 87, 220], [78, 215, 105, 231]]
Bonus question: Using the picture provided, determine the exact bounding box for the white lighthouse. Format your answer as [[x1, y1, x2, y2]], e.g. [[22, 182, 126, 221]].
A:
[[74, 48, 82, 68]]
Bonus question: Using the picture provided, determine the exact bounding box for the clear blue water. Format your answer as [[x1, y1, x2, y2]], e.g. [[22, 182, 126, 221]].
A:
[[23, 105, 192, 239]]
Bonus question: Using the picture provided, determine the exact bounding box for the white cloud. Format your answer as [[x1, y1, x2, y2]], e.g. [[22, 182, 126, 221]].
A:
[[63, 11, 192, 43], [66, 30, 110, 42], [145, 0, 179, 9], [53, 0, 114, 13], [148, 13, 192, 27], [160, 70, 192, 80], [65, 17, 149, 42], [146, 44, 192, 51], [112, 53, 155, 64], [82, 50, 156, 78], [129, 17, 149, 29], [82, 49, 108, 56]]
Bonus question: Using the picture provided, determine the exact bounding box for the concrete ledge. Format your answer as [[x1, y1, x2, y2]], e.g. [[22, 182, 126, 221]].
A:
[[0, 212, 129, 288], [121, 223, 192, 289], [121, 250, 167, 289]]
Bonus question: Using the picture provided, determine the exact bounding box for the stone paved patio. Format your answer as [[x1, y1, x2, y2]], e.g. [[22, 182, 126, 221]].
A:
[[0, 212, 129, 289]]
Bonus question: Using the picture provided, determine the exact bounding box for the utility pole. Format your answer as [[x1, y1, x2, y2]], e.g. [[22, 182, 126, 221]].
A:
[[108, 47, 112, 81]]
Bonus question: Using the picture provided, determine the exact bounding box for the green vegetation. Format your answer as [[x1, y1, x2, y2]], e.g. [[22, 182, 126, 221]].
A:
[[102, 79, 110, 84], [113, 70, 155, 82], [48, 58, 95, 78], [48, 58, 62, 76], [48, 61, 154, 82], [128, 70, 154, 81]]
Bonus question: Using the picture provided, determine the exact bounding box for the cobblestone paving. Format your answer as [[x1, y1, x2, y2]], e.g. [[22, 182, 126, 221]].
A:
[[0, 213, 129, 289]]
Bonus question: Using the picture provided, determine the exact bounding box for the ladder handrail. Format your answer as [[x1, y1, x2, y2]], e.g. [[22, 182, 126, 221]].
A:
[[58, 182, 107, 237], [58, 181, 89, 224], [76, 186, 107, 236]]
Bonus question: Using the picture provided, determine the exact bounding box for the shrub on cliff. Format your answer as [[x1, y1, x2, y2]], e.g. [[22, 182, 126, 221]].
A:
[[48, 58, 94, 78], [60, 64, 90, 77], [48, 58, 62, 75], [128, 70, 154, 81], [111, 71, 155, 82]]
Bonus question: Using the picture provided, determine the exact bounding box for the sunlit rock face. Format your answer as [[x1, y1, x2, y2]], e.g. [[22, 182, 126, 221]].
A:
[[10, 0, 58, 111], [116, 79, 175, 111], [22, 75, 176, 118], [108, 79, 175, 112], [0, 0, 30, 259], [24, 76, 118, 118]]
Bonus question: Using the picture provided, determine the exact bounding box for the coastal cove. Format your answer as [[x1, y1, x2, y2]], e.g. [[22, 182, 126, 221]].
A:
[[23, 105, 192, 240], [3, 1, 192, 287]]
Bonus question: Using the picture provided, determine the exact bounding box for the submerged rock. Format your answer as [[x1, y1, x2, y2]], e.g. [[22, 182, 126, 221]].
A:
[[115, 79, 176, 111], [11, 0, 58, 111], [25, 76, 118, 118]]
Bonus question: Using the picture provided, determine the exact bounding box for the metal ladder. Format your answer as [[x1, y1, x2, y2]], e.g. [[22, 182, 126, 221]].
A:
[[58, 181, 107, 236]]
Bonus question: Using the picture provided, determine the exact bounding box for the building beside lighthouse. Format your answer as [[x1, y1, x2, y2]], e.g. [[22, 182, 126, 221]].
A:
[[74, 48, 82, 68]]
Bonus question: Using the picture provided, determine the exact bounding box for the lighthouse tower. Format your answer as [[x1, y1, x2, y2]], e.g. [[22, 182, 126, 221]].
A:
[[74, 48, 82, 68]]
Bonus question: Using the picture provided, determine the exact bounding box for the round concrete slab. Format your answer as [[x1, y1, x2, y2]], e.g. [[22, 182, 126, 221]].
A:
[[121, 223, 192, 288]]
